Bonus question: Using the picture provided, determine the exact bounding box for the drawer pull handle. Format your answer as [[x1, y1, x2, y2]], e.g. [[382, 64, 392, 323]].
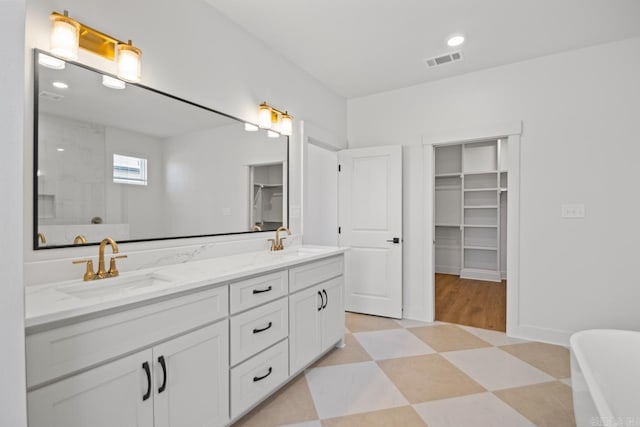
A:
[[318, 291, 324, 311], [253, 367, 273, 382], [322, 289, 328, 309], [253, 321, 273, 334], [142, 362, 151, 401], [158, 355, 167, 393], [253, 285, 273, 294]]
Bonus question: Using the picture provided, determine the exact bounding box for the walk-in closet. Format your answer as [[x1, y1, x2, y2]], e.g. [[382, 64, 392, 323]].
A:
[[434, 139, 508, 331]]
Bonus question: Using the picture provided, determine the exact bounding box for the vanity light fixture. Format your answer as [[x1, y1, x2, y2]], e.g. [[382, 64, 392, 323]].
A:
[[49, 10, 143, 82], [244, 123, 259, 132], [257, 102, 293, 136], [102, 75, 126, 90], [38, 52, 66, 70]]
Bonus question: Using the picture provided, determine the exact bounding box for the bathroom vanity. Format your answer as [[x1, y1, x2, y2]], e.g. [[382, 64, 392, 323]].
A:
[[25, 247, 346, 427]]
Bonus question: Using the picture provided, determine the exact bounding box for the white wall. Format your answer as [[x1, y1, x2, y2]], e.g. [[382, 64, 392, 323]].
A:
[[0, 1, 27, 426], [347, 37, 640, 344], [23, 0, 346, 271], [163, 123, 287, 235]]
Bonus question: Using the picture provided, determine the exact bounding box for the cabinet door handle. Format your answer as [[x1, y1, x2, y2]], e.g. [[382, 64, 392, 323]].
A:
[[318, 290, 324, 311], [322, 289, 328, 309], [142, 362, 151, 401], [253, 367, 272, 382], [253, 285, 272, 294], [158, 355, 167, 394], [252, 321, 273, 334]]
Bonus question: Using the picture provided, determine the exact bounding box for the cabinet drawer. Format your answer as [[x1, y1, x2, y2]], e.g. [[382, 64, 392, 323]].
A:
[[230, 298, 288, 366], [230, 339, 289, 419], [230, 270, 288, 314], [289, 255, 344, 293], [26, 285, 228, 389]]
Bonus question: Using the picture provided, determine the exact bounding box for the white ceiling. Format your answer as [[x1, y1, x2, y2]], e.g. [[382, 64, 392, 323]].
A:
[[205, 0, 640, 98]]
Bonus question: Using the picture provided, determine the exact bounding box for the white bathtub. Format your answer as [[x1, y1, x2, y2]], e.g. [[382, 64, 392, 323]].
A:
[[570, 329, 640, 427]]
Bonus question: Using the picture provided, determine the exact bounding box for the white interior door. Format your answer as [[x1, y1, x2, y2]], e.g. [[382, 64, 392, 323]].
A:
[[338, 145, 402, 319]]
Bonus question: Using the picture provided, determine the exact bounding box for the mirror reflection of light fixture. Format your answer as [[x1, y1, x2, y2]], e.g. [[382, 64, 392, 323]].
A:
[[48, 10, 143, 82], [38, 52, 66, 70], [257, 102, 293, 136], [244, 123, 259, 131], [267, 130, 280, 138], [102, 75, 126, 90]]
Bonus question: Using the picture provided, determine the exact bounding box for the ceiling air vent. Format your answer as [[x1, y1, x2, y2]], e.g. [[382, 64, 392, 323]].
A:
[[424, 50, 463, 68], [39, 90, 64, 101]]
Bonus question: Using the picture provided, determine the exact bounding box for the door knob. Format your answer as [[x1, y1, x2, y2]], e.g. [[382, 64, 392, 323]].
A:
[[386, 237, 401, 244]]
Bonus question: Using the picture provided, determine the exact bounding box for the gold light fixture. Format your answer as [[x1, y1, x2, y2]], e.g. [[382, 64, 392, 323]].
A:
[[49, 10, 142, 82], [257, 102, 293, 136]]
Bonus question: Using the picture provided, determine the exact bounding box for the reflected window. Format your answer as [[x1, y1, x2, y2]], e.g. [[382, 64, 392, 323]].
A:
[[113, 153, 147, 186]]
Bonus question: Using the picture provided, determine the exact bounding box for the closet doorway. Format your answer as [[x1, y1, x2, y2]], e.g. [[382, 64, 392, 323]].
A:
[[433, 139, 507, 331]]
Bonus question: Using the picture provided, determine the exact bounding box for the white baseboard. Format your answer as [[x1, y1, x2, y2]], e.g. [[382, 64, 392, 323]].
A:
[[435, 266, 460, 275], [507, 324, 573, 347], [460, 268, 501, 282]]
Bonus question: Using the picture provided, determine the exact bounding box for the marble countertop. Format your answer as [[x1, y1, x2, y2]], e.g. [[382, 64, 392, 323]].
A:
[[25, 245, 347, 330]]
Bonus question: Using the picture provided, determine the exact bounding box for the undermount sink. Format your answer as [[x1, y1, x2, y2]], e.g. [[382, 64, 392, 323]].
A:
[[60, 272, 175, 299]]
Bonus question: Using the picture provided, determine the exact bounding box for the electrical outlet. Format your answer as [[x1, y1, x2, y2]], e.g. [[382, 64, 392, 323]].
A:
[[561, 204, 585, 218]]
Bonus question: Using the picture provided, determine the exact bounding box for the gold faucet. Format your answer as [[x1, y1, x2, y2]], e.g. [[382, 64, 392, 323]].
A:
[[37, 232, 46, 246], [251, 225, 262, 231], [268, 226, 291, 251], [72, 237, 127, 281], [73, 234, 87, 245]]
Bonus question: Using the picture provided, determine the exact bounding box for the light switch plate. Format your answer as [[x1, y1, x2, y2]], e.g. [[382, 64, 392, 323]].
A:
[[561, 204, 585, 218]]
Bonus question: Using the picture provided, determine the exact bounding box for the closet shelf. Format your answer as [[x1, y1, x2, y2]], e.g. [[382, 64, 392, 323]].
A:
[[463, 224, 498, 228], [464, 188, 498, 192], [435, 172, 462, 178], [462, 170, 498, 176], [435, 185, 462, 191], [253, 183, 283, 188], [464, 246, 497, 251], [463, 205, 498, 209], [435, 223, 460, 227]]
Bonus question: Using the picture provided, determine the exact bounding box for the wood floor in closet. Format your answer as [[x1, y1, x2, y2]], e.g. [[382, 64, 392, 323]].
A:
[[435, 273, 506, 332]]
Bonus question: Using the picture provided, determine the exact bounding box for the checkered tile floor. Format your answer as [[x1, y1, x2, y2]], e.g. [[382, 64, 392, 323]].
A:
[[234, 313, 575, 427]]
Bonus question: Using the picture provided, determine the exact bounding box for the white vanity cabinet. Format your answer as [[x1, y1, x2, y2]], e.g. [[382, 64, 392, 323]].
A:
[[26, 249, 347, 427], [26, 286, 230, 427], [289, 259, 345, 374], [27, 321, 229, 427]]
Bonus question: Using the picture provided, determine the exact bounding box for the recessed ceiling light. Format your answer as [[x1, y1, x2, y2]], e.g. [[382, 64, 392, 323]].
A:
[[52, 81, 68, 89], [38, 53, 65, 70], [102, 75, 126, 90], [447, 35, 465, 47]]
